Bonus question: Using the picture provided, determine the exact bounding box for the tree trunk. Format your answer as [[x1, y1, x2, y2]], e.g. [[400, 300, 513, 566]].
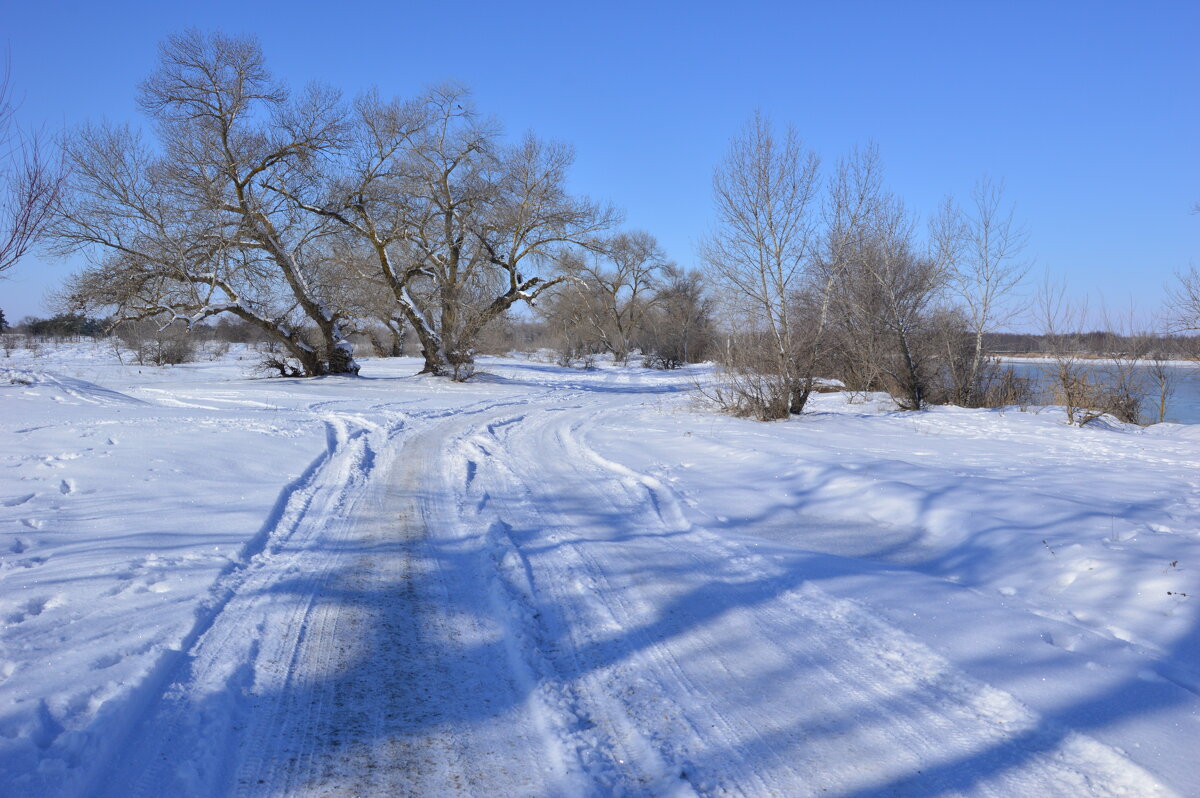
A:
[[386, 320, 406, 358], [316, 319, 360, 376], [789, 377, 812, 415]]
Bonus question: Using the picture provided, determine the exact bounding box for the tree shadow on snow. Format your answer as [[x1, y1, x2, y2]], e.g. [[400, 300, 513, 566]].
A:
[[79, 455, 1200, 797]]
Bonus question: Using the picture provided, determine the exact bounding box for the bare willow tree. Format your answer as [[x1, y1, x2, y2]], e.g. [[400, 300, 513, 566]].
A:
[[640, 264, 715, 368], [827, 195, 946, 410], [449, 123, 618, 377], [807, 145, 887, 392], [701, 112, 821, 417], [292, 85, 617, 378], [0, 56, 65, 276], [51, 30, 359, 376], [557, 230, 668, 363], [261, 88, 439, 368], [934, 177, 1029, 404]]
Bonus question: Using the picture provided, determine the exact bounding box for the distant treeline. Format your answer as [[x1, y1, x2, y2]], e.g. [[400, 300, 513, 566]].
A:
[[1, 311, 700, 365], [8, 312, 1199, 364], [984, 331, 1200, 358], [6, 313, 273, 343]]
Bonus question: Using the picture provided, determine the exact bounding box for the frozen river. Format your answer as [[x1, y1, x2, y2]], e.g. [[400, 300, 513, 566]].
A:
[[1003, 359, 1200, 424]]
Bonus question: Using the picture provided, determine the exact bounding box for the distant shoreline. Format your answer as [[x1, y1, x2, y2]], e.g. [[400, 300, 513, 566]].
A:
[[995, 353, 1199, 368]]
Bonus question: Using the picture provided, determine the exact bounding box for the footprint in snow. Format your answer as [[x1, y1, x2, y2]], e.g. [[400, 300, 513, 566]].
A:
[[1041, 629, 1084, 652], [2, 493, 36, 508], [31, 699, 63, 749], [4, 594, 65, 625], [59, 479, 75, 496], [106, 556, 173, 596], [21, 518, 45, 530]]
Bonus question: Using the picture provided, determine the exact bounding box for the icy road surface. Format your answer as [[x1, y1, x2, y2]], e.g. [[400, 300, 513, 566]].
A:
[[2, 347, 1199, 796]]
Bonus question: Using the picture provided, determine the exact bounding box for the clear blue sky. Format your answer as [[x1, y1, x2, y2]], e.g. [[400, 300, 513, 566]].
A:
[[3, 0, 1197, 329]]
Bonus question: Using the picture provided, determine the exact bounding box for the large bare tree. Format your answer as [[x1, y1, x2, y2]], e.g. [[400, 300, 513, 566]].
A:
[[857, 202, 945, 410], [52, 31, 359, 376], [285, 85, 618, 378]]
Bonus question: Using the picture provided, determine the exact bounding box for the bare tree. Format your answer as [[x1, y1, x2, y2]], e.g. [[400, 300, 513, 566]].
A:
[[701, 112, 821, 416], [260, 88, 438, 368], [453, 125, 618, 376], [1168, 266, 1200, 333], [640, 265, 715, 368], [51, 31, 358, 376], [829, 196, 946, 410], [808, 146, 887, 398], [1145, 349, 1176, 424], [558, 230, 668, 363], [1036, 278, 1112, 425], [538, 281, 605, 366], [293, 85, 617, 379], [1094, 306, 1153, 424], [0, 56, 66, 276], [934, 177, 1029, 404]]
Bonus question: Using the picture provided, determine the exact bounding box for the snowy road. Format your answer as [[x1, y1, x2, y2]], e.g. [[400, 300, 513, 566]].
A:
[[3, 351, 1200, 796]]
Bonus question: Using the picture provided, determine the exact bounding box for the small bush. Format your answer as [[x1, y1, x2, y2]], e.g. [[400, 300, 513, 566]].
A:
[[642, 351, 682, 370], [143, 336, 196, 366], [254, 343, 305, 378], [114, 321, 198, 366], [701, 368, 792, 420], [969, 365, 1037, 409], [556, 340, 598, 370], [203, 340, 232, 360]]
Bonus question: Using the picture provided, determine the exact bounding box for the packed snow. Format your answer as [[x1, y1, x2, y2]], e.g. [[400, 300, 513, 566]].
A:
[[1, 342, 1198, 797]]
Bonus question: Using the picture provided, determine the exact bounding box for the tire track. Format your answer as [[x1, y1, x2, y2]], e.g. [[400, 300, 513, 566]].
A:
[[89, 411, 401, 798], [453, 394, 1178, 797]]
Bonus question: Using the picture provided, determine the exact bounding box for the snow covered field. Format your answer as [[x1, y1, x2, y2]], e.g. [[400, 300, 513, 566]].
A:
[[2, 343, 1198, 797]]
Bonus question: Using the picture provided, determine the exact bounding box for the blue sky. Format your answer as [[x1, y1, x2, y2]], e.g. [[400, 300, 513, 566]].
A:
[[3, 0, 1197, 328]]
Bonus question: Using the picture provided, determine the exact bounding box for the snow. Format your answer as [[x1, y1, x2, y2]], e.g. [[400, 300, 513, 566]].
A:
[[2, 342, 1198, 796]]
